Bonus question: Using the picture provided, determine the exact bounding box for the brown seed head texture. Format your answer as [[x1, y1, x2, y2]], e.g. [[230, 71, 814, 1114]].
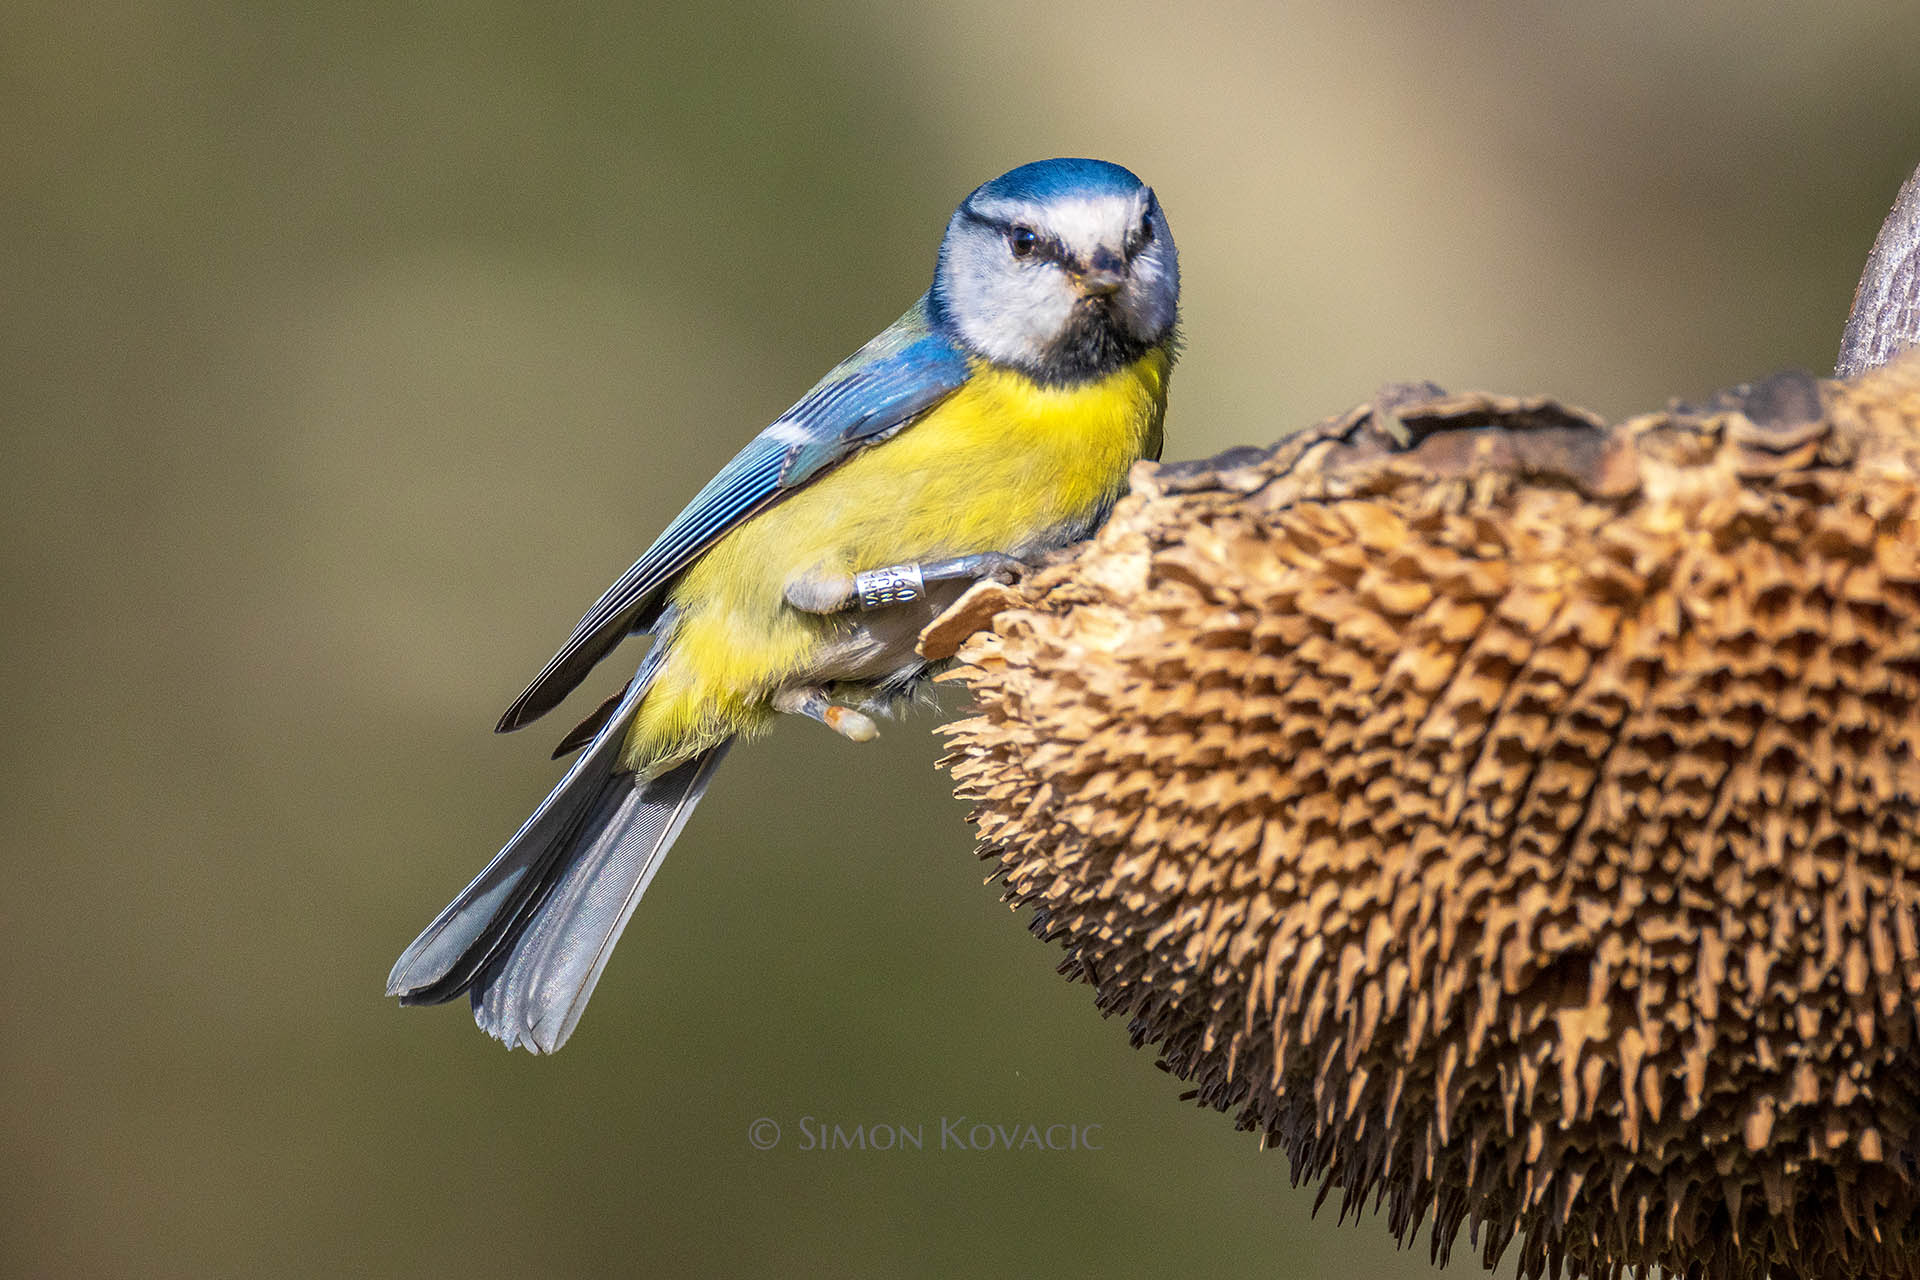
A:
[[930, 356, 1920, 1279]]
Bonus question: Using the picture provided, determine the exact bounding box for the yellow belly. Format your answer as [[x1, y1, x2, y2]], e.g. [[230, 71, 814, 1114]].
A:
[[621, 348, 1170, 774]]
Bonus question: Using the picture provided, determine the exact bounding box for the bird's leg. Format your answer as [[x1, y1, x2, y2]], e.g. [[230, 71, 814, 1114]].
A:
[[783, 552, 1024, 615], [773, 685, 879, 743]]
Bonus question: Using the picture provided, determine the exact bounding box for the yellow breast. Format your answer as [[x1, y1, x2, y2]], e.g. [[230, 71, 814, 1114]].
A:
[[622, 347, 1171, 773]]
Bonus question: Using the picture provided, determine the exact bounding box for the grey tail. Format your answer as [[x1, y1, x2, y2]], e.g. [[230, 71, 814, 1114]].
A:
[[387, 660, 730, 1053]]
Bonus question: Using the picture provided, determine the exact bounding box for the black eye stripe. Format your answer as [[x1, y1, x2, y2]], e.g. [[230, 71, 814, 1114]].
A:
[[1126, 213, 1154, 257], [1006, 228, 1064, 264], [1126, 195, 1157, 258], [1008, 227, 1064, 261], [960, 203, 1154, 266], [960, 207, 1074, 264]]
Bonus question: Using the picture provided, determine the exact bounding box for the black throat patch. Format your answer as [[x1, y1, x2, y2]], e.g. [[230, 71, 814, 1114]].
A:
[[1034, 300, 1155, 386]]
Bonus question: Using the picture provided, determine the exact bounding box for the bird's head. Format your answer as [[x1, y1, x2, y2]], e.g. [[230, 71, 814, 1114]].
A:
[[932, 158, 1179, 384]]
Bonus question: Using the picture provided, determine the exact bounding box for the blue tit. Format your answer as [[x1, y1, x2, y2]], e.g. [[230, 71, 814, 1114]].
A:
[[388, 158, 1181, 1051]]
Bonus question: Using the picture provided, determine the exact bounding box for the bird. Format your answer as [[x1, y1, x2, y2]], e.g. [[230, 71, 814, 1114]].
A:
[[386, 158, 1181, 1052]]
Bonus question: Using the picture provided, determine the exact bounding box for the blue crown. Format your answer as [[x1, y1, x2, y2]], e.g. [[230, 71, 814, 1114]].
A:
[[968, 158, 1145, 206]]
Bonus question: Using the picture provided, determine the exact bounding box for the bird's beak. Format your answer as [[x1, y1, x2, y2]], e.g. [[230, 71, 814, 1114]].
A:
[[1075, 247, 1127, 297]]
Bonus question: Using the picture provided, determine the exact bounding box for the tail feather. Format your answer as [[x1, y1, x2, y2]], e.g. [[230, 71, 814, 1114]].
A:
[[385, 711, 633, 1008], [388, 647, 728, 1053], [471, 746, 728, 1052]]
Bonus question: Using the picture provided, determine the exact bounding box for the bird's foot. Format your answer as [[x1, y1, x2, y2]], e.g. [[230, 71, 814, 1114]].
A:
[[782, 552, 1024, 615], [773, 686, 879, 742]]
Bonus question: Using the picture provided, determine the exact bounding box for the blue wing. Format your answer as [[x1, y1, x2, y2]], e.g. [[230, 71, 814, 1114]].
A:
[[496, 296, 970, 733]]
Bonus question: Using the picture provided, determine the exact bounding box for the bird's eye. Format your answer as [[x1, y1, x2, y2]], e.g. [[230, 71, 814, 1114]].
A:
[[1008, 225, 1039, 258], [1133, 210, 1155, 251]]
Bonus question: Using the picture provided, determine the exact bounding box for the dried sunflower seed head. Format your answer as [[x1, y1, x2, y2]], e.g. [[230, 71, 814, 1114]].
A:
[[932, 354, 1920, 1280]]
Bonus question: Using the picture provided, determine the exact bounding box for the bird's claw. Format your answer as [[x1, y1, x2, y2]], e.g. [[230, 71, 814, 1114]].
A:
[[773, 686, 878, 742]]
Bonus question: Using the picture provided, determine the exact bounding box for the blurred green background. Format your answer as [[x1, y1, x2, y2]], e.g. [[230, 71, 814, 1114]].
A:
[[6, 1, 1919, 1276]]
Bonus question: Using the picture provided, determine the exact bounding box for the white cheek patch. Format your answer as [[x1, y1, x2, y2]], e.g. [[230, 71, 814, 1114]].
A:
[[1115, 231, 1179, 342], [945, 225, 1078, 367]]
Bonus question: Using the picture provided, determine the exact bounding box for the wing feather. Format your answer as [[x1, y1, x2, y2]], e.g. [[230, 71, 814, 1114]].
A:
[[496, 297, 969, 732]]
